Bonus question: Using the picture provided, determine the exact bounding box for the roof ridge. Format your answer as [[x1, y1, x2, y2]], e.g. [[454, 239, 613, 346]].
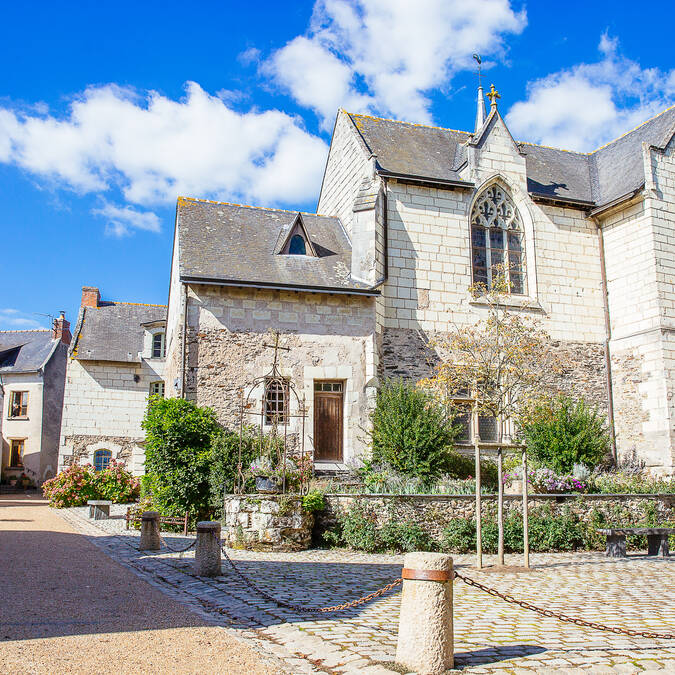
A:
[[345, 111, 471, 136], [109, 302, 168, 308], [589, 104, 675, 154], [517, 140, 590, 156], [177, 196, 332, 218], [0, 329, 50, 334]]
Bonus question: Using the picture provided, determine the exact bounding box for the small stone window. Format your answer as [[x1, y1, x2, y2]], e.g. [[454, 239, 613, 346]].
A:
[[149, 381, 165, 397], [264, 377, 289, 425], [9, 391, 28, 418], [94, 449, 112, 472], [152, 332, 166, 358], [9, 439, 24, 467], [471, 185, 526, 294]]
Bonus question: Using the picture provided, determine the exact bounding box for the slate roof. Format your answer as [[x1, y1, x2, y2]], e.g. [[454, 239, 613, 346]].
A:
[[72, 303, 166, 363], [346, 106, 675, 209], [176, 198, 377, 293], [0, 330, 58, 374]]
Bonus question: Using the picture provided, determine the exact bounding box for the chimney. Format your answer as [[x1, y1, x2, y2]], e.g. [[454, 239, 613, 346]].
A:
[[81, 286, 100, 308], [53, 311, 71, 345]]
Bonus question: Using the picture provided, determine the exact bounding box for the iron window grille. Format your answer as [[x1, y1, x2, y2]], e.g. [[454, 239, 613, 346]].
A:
[[264, 377, 289, 425]]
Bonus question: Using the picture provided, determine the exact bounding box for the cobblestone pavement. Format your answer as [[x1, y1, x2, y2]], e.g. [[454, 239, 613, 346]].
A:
[[59, 507, 675, 674]]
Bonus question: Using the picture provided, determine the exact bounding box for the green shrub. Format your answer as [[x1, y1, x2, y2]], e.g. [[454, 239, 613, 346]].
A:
[[340, 502, 380, 552], [369, 379, 459, 481], [142, 397, 222, 520], [302, 489, 326, 513], [379, 521, 436, 553], [440, 518, 476, 553], [587, 471, 675, 494], [520, 396, 611, 473]]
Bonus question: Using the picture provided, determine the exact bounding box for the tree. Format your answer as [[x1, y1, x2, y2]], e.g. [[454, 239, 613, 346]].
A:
[[420, 268, 566, 566], [142, 396, 223, 520]]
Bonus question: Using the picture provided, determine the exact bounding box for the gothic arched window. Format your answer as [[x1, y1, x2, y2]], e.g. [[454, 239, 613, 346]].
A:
[[470, 185, 526, 295]]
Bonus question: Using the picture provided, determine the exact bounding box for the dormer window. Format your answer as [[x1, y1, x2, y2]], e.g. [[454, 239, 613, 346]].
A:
[[152, 332, 165, 358], [277, 213, 317, 257], [288, 234, 307, 255]]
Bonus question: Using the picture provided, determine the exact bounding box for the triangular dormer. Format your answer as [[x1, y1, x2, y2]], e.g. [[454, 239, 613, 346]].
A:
[[275, 213, 318, 257]]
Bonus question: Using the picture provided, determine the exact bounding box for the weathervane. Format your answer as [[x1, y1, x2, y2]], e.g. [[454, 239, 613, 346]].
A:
[[472, 54, 482, 89]]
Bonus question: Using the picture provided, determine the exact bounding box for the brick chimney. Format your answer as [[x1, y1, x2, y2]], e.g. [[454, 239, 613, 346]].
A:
[[53, 311, 71, 345], [81, 286, 100, 308]]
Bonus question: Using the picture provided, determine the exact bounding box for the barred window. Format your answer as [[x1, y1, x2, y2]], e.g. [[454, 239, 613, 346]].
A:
[[471, 185, 526, 294], [264, 378, 289, 425], [94, 449, 112, 471]]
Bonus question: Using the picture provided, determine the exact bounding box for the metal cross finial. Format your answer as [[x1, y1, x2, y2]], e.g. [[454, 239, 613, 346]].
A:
[[263, 331, 290, 372], [487, 84, 501, 108]]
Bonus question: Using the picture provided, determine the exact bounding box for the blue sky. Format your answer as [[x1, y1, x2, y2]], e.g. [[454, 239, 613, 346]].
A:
[[1, 0, 673, 331]]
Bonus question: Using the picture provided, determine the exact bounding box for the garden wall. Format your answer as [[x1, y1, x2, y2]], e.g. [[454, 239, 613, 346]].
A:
[[318, 493, 675, 540]]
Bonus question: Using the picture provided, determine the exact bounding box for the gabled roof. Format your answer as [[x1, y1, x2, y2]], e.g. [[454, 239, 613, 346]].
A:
[[274, 213, 318, 257], [0, 330, 58, 374], [176, 198, 377, 294], [344, 105, 675, 209], [71, 302, 166, 363]]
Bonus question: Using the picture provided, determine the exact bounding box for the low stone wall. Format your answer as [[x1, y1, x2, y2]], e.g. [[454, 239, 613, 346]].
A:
[[318, 493, 675, 540], [223, 494, 314, 551]]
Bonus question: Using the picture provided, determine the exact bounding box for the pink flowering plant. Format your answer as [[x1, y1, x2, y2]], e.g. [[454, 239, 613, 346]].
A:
[[42, 461, 140, 508]]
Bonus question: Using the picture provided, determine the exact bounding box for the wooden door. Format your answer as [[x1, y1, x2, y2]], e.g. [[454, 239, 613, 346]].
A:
[[314, 381, 344, 461]]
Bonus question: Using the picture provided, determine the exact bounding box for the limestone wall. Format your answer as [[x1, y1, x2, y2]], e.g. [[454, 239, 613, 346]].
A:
[[58, 356, 165, 475], [184, 283, 378, 464], [317, 111, 371, 235]]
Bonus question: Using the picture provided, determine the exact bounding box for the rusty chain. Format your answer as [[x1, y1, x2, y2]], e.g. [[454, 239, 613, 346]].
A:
[[219, 540, 401, 613], [454, 571, 675, 640], [157, 533, 197, 554]]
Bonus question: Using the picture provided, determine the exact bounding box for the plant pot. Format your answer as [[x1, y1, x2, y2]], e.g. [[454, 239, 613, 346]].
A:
[[255, 476, 280, 494]]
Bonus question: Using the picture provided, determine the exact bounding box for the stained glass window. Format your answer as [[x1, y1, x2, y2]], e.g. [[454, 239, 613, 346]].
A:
[[470, 185, 526, 294]]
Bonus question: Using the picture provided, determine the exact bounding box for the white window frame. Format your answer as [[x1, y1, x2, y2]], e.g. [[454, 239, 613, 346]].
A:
[[151, 331, 166, 358], [149, 381, 165, 397]]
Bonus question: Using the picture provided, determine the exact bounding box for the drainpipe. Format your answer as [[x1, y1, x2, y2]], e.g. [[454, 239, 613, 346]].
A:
[[593, 216, 618, 463], [180, 283, 188, 399]]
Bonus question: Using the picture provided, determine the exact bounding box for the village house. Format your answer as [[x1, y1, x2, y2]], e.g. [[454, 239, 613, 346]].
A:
[[163, 89, 675, 475], [0, 314, 70, 485], [57, 287, 166, 475]]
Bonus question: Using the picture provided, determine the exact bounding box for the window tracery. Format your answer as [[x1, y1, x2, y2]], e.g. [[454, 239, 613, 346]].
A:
[[470, 185, 526, 294]]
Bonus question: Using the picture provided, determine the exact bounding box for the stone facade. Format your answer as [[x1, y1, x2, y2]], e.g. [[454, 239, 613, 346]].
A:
[[223, 494, 314, 550], [318, 493, 675, 541]]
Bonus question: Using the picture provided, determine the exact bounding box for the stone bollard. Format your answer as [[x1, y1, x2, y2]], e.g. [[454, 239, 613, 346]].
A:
[[139, 511, 161, 551], [395, 552, 454, 675], [196, 521, 221, 577]]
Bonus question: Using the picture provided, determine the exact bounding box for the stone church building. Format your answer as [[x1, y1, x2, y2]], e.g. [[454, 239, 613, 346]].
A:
[[161, 89, 675, 475]]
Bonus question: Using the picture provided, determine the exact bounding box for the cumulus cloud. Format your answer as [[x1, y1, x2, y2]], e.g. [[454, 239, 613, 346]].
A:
[[92, 202, 162, 237], [0, 82, 328, 211], [265, 0, 527, 128], [0, 309, 44, 330], [506, 34, 675, 151]]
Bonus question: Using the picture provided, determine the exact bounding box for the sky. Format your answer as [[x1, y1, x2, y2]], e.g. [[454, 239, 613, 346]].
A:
[[1, 0, 673, 331]]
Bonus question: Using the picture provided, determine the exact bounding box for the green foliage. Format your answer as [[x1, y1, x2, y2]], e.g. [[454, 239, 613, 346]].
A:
[[42, 461, 140, 508], [520, 395, 611, 473], [208, 427, 260, 517], [379, 520, 436, 553], [302, 489, 326, 513], [587, 471, 675, 494], [340, 502, 380, 552], [142, 397, 222, 519], [369, 379, 459, 481]]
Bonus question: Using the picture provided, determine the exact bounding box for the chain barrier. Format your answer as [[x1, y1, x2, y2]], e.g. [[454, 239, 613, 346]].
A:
[[454, 571, 675, 640], [158, 533, 197, 555], [219, 540, 401, 613]]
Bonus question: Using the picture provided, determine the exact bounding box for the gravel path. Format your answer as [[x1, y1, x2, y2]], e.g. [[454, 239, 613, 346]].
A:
[[0, 494, 282, 674]]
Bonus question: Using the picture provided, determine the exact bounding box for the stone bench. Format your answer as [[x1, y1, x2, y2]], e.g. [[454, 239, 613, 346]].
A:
[[598, 528, 674, 558], [87, 500, 112, 520]]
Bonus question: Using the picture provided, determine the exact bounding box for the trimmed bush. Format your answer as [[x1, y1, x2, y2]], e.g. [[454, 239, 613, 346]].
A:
[[520, 395, 611, 473], [369, 379, 459, 481]]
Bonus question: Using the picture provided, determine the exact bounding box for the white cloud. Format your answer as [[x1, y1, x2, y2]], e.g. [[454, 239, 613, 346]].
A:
[[92, 202, 162, 237], [0, 82, 328, 210], [265, 0, 527, 128], [506, 35, 675, 151], [0, 309, 44, 329]]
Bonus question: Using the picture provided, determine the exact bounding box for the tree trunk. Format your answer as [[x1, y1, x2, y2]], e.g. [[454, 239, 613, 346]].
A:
[[497, 446, 504, 566], [474, 401, 482, 569], [522, 448, 530, 568]]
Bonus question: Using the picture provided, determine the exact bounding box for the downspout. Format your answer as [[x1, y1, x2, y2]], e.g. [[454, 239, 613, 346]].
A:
[[180, 283, 188, 399], [593, 216, 618, 463]]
